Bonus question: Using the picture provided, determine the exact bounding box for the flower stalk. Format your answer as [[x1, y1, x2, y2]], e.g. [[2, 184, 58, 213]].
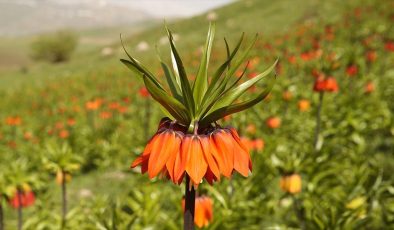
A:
[[184, 175, 196, 230], [17, 189, 23, 230], [61, 170, 67, 229], [0, 200, 4, 230], [313, 91, 324, 151]]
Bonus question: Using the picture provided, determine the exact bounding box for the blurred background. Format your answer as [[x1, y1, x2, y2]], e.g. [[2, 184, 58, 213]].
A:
[[0, 0, 393, 229]]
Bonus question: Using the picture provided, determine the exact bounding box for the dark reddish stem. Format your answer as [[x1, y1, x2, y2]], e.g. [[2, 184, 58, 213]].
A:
[[184, 175, 195, 230], [61, 170, 67, 229], [17, 189, 22, 230], [0, 199, 4, 230]]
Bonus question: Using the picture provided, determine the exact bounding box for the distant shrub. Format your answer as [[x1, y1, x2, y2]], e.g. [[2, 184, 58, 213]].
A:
[[30, 30, 78, 63]]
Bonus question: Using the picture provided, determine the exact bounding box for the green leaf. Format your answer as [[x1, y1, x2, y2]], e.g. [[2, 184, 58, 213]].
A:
[[200, 70, 276, 126], [197, 61, 249, 119], [166, 27, 195, 116], [155, 46, 183, 101], [143, 75, 190, 124], [209, 59, 278, 112], [193, 23, 215, 106], [120, 59, 164, 90], [120, 35, 164, 90], [221, 34, 258, 87], [205, 33, 244, 98]]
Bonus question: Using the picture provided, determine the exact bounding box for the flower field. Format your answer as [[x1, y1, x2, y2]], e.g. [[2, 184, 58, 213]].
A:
[[0, 0, 393, 229]]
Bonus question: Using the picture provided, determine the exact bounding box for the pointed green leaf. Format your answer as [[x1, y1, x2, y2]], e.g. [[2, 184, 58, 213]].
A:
[[224, 38, 231, 70], [120, 59, 164, 90], [200, 73, 276, 126], [197, 61, 249, 119], [226, 34, 258, 78], [193, 23, 215, 106], [143, 75, 190, 124], [200, 33, 245, 107], [155, 46, 183, 100], [209, 59, 278, 112], [166, 27, 195, 116]]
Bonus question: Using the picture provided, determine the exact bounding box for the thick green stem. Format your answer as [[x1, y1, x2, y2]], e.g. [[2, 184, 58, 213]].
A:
[[184, 175, 195, 230]]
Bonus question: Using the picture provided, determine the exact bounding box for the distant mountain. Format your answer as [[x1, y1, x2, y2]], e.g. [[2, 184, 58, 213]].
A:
[[0, 0, 153, 36]]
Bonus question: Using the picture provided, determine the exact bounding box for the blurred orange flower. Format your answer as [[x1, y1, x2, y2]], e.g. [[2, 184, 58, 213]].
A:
[[100, 111, 112, 119], [6, 116, 22, 126], [182, 196, 213, 228], [313, 76, 339, 92], [366, 50, 377, 63], [58, 129, 69, 139], [282, 90, 293, 101], [365, 81, 375, 94], [346, 65, 358, 76], [298, 99, 310, 112], [139, 87, 150, 98], [266, 116, 281, 129], [8, 189, 35, 208], [85, 99, 102, 111], [280, 174, 302, 194]]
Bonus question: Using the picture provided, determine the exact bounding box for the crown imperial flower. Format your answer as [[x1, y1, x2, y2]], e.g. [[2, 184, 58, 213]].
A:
[[123, 24, 276, 187]]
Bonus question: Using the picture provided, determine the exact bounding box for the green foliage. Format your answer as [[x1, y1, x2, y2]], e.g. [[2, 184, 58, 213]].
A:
[[30, 30, 78, 63], [121, 24, 276, 129]]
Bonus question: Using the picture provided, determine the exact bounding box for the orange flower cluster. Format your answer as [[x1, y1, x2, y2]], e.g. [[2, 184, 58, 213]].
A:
[[5, 116, 22, 126], [241, 137, 264, 152], [280, 174, 302, 194], [266, 116, 281, 129], [365, 81, 375, 94], [85, 98, 102, 111], [8, 190, 35, 208], [139, 87, 150, 98], [346, 65, 358, 76], [182, 196, 213, 228], [298, 99, 311, 112], [131, 118, 252, 186], [313, 76, 339, 92]]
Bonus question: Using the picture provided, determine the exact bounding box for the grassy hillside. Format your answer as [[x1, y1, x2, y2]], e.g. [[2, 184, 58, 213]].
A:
[[0, 0, 350, 89]]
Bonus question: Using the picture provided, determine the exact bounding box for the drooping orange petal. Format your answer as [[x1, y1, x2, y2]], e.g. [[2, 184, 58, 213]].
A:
[[212, 130, 234, 177], [142, 133, 161, 156], [232, 138, 250, 177], [148, 131, 181, 179], [194, 198, 205, 228], [131, 154, 150, 174], [209, 134, 228, 177], [147, 132, 168, 178], [185, 136, 207, 185], [131, 132, 160, 168], [175, 136, 192, 181], [130, 155, 144, 168], [229, 127, 249, 152], [165, 132, 183, 182], [200, 136, 220, 180], [204, 197, 213, 222]]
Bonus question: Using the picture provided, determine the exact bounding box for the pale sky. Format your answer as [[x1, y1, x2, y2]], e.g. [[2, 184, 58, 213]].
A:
[[2, 0, 234, 17], [120, 0, 234, 17]]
